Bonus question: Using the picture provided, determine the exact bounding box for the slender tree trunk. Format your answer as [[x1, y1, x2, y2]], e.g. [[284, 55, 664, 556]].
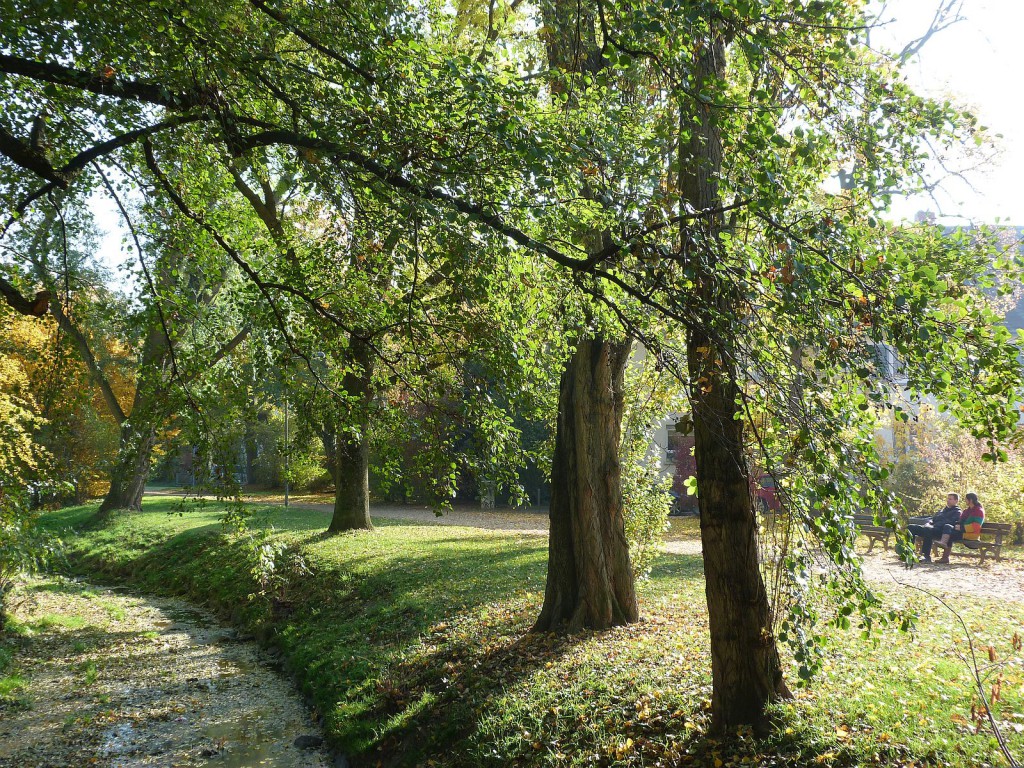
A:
[[328, 336, 374, 532], [318, 424, 338, 481], [534, 337, 638, 632], [681, 36, 789, 733], [243, 420, 258, 487]]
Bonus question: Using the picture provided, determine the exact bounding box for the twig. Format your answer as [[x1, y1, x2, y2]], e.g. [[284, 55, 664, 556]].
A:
[[890, 577, 1020, 768]]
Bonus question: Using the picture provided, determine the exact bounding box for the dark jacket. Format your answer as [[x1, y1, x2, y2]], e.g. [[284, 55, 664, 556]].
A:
[[928, 505, 962, 529]]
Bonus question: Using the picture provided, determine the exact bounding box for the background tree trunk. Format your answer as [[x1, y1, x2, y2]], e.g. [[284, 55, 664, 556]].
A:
[[681, 35, 789, 733], [329, 432, 372, 532], [534, 337, 638, 632], [98, 424, 157, 515], [96, 325, 169, 518], [328, 336, 374, 532]]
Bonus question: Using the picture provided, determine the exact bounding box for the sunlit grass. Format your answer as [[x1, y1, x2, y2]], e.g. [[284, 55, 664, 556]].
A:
[[40, 499, 1024, 767]]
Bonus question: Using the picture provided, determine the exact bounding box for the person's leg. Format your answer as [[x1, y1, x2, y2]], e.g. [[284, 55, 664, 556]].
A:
[[937, 524, 961, 564], [907, 524, 934, 561]]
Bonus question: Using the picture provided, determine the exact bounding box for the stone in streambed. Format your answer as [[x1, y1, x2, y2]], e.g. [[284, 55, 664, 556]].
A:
[[293, 734, 324, 750]]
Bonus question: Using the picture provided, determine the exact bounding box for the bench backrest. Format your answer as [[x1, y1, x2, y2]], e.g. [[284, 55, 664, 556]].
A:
[[853, 514, 890, 531], [979, 522, 1012, 543]]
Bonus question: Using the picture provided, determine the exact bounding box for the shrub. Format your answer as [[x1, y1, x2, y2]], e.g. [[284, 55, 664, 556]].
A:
[[619, 354, 686, 579], [884, 407, 1024, 525]]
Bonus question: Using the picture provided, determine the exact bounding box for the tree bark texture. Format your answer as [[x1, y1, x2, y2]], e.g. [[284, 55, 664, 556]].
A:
[[98, 423, 158, 515], [532, 0, 639, 634], [680, 36, 789, 733], [533, 337, 638, 632], [97, 323, 170, 517], [328, 335, 375, 532]]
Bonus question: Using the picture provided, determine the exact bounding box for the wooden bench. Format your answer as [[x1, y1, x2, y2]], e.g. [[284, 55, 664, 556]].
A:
[[907, 517, 1012, 564], [854, 514, 893, 552]]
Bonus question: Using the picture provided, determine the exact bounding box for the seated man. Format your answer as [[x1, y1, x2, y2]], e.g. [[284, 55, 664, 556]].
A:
[[907, 493, 962, 563], [935, 492, 985, 564]]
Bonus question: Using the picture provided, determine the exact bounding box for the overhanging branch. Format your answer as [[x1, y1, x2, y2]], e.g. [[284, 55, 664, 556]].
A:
[[0, 275, 50, 316], [0, 54, 208, 110]]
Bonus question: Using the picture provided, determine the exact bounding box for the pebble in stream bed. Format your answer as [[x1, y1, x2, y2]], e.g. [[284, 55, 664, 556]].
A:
[[0, 578, 336, 768]]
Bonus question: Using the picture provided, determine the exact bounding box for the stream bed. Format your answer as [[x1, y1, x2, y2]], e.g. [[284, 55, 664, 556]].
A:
[[0, 578, 337, 767]]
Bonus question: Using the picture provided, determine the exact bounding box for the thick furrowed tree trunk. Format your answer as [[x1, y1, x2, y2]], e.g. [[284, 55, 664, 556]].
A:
[[533, 337, 638, 632], [532, 0, 638, 634], [681, 36, 789, 733], [97, 425, 157, 516], [329, 433, 373, 532], [328, 336, 374, 533]]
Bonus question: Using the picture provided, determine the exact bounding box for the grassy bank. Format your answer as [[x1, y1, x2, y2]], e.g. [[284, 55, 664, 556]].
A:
[[39, 500, 1024, 767]]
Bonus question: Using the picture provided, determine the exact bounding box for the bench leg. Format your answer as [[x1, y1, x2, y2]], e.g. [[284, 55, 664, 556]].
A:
[[866, 537, 875, 554]]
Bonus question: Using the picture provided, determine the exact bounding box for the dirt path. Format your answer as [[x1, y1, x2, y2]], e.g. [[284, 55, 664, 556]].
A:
[[857, 547, 1024, 603], [0, 578, 337, 768]]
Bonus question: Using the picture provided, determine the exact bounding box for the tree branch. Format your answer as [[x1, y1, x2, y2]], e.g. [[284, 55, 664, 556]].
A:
[[246, 0, 376, 83], [0, 124, 69, 186], [48, 297, 128, 425], [0, 54, 208, 110], [1, 115, 211, 243], [0, 275, 49, 317]]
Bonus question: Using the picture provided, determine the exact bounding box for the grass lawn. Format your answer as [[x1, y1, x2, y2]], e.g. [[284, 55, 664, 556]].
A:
[[36, 499, 1024, 767]]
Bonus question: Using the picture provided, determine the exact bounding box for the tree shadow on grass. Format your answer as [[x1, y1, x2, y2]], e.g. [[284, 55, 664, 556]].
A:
[[354, 621, 588, 765], [52, 506, 727, 767], [675, 726, 862, 767]]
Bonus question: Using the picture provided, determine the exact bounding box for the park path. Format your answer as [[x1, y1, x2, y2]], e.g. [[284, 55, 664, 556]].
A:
[[0, 578, 338, 768]]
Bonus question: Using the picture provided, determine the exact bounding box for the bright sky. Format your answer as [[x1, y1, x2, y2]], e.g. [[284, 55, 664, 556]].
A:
[[94, 0, 1024, 283], [880, 0, 1024, 225]]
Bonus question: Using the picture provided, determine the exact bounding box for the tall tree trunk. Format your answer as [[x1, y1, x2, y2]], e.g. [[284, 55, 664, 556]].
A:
[[681, 36, 789, 733], [534, 337, 638, 631], [532, 0, 639, 634], [328, 336, 374, 532]]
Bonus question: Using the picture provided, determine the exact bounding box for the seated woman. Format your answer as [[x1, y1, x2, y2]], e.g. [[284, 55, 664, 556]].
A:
[[935, 492, 985, 564]]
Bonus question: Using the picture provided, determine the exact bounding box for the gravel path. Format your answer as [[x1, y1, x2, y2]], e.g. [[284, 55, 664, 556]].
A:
[[291, 503, 1024, 604], [0, 579, 336, 768], [857, 547, 1024, 603]]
